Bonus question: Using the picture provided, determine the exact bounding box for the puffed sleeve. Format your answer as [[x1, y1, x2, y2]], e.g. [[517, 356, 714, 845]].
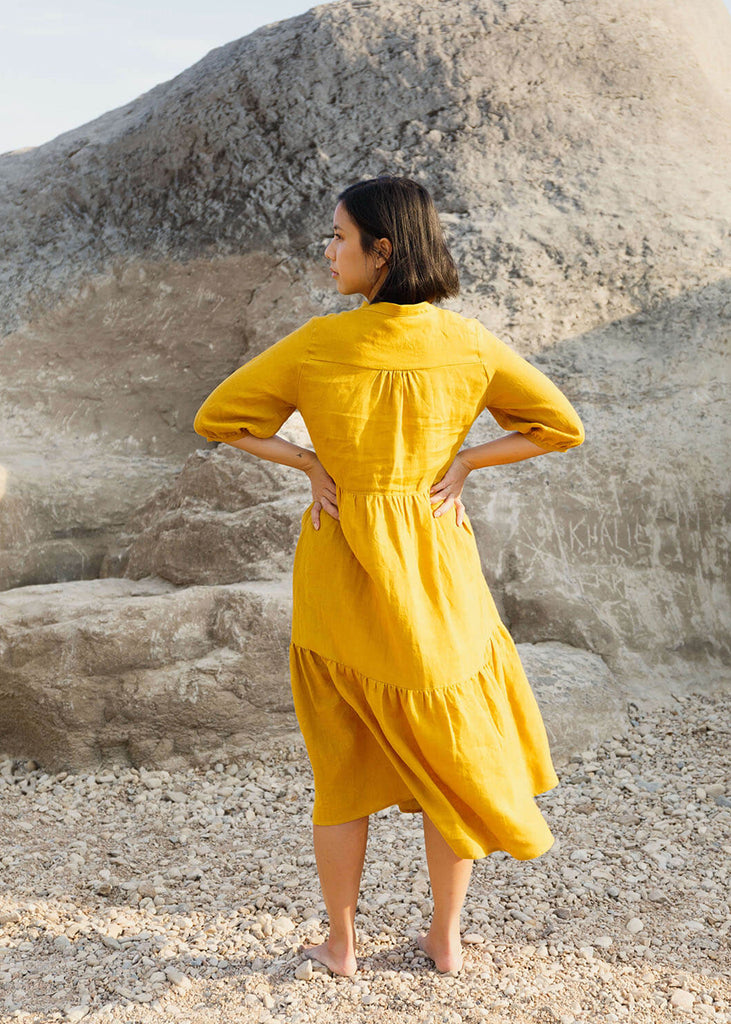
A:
[[193, 318, 317, 443], [476, 322, 585, 452]]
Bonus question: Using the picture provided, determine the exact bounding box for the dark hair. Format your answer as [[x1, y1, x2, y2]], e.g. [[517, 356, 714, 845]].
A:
[[337, 175, 460, 305]]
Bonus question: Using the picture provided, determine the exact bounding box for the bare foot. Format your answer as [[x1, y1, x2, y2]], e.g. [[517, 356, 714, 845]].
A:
[[301, 941, 357, 977], [417, 932, 464, 974]]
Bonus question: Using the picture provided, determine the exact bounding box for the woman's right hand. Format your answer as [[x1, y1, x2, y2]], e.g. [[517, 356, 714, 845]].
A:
[[429, 452, 472, 525], [303, 456, 339, 530]]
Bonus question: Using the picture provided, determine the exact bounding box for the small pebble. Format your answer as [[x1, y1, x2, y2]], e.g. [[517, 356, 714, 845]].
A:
[[294, 959, 313, 981], [164, 967, 191, 990], [669, 989, 695, 1010], [64, 1009, 89, 1023]]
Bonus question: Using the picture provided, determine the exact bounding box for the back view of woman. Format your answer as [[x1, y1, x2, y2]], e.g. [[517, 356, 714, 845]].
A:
[[194, 175, 585, 977]]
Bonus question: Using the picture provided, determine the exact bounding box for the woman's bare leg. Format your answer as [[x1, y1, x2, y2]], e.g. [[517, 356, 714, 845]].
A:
[[303, 816, 369, 976], [418, 812, 473, 972]]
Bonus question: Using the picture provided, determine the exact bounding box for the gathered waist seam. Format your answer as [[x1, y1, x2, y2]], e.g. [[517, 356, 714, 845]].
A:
[[336, 485, 433, 495]]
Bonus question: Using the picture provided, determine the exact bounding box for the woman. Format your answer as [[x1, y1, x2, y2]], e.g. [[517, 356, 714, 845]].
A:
[[194, 175, 585, 978]]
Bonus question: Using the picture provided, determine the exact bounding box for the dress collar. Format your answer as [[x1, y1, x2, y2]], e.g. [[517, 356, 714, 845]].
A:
[[359, 299, 435, 316]]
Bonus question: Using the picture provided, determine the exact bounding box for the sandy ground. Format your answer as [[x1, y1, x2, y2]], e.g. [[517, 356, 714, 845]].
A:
[[0, 688, 729, 1024]]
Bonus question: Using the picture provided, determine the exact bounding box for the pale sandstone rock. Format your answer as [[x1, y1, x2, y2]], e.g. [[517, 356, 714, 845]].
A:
[[0, 257, 312, 590], [669, 989, 695, 1011], [0, 577, 297, 771], [517, 642, 625, 759], [105, 445, 311, 585]]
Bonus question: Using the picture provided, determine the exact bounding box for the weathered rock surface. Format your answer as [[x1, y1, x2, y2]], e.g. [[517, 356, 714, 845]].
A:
[[517, 642, 625, 757], [464, 279, 731, 694], [1, 0, 728, 333], [0, 577, 624, 771], [1, 0, 730, 766], [104, 444, 312, 584], [1, 0, 729, 596], [0, 578, 296, 771], [0, 254, 315, 589]]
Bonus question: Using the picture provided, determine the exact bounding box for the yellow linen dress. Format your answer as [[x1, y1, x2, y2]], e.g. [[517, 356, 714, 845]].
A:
[[194, 299, 585, 860]]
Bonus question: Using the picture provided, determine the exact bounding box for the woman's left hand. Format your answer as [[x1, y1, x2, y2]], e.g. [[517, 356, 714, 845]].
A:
[[303, 455, 339, 530], [430, 452, 471, 525]]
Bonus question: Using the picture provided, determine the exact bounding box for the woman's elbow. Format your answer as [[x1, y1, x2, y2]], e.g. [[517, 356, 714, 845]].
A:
[[565, 417, 585, 449], [548, 415, 585, 453], [193, 404, 216, 441]]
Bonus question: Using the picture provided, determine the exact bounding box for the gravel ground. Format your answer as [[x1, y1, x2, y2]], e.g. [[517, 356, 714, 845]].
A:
[[1, 689, 729, 1024]]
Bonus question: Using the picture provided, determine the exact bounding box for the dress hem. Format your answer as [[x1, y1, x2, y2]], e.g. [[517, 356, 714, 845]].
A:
[[312, 797, 557, 862]]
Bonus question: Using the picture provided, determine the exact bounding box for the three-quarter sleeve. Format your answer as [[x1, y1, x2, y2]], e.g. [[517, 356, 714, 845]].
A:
[[476, 323, 585, 452], [193, 318, 317, 443]]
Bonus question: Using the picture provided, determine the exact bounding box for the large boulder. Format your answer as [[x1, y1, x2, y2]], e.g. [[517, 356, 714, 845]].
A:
[[0, 577, 626, 771], [0, 578, 296, 771], [517, 642, 626, 757], [1, 0, 728, 601], [1, 0, 728, 334]]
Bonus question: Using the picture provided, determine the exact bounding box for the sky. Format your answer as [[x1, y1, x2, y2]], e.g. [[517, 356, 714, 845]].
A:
[[2, 0, 731, 156], [0, 0, 332, 155]]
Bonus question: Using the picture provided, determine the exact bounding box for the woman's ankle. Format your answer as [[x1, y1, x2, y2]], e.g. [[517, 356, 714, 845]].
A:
[[326, 926, 357, 955], [425, 921, 462, 950], [430, 936, 462, 952], [417, 931, 464, 973]]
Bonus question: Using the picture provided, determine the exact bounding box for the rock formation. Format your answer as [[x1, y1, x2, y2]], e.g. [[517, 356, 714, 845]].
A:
[[1, 0, 729, 768], [0, 576, 624, 771]]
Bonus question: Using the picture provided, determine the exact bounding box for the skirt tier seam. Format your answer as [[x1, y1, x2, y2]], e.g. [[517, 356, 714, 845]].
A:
[[290, 627, 511, 695]]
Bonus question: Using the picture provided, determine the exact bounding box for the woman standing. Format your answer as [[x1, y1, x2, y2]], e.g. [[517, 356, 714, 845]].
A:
[[194, 176, 585, 977]]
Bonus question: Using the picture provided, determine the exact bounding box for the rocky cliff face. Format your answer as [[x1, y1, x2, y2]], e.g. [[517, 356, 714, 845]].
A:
[[1, 0, 729, 768]]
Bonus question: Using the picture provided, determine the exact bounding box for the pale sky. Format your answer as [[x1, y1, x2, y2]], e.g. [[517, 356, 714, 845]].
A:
[[0, 0, 332, 154], [2, 0, 731, 156]]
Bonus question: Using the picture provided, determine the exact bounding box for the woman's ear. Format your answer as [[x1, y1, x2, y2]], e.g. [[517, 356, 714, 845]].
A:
[[376, 237, 393, 266]]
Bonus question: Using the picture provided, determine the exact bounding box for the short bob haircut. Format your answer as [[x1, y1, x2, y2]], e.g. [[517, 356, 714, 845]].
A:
[[337, 175, 460, 305]]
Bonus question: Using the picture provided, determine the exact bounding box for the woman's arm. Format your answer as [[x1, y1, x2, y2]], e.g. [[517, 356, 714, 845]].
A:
[[458, 431, 549, 470], [226, 431, 339, 530], [430, 323, 586, 523], [429, 432, 548, 523], [227, 430, 317, 472]]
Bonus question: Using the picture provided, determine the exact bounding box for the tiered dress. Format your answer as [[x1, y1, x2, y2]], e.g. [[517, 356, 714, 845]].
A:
[[194, 299, 585, 860]]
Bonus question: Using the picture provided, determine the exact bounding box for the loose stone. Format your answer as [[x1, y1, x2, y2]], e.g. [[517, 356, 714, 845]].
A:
[[294, 960, 313, 981], [669, 989, 695, 1011]]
